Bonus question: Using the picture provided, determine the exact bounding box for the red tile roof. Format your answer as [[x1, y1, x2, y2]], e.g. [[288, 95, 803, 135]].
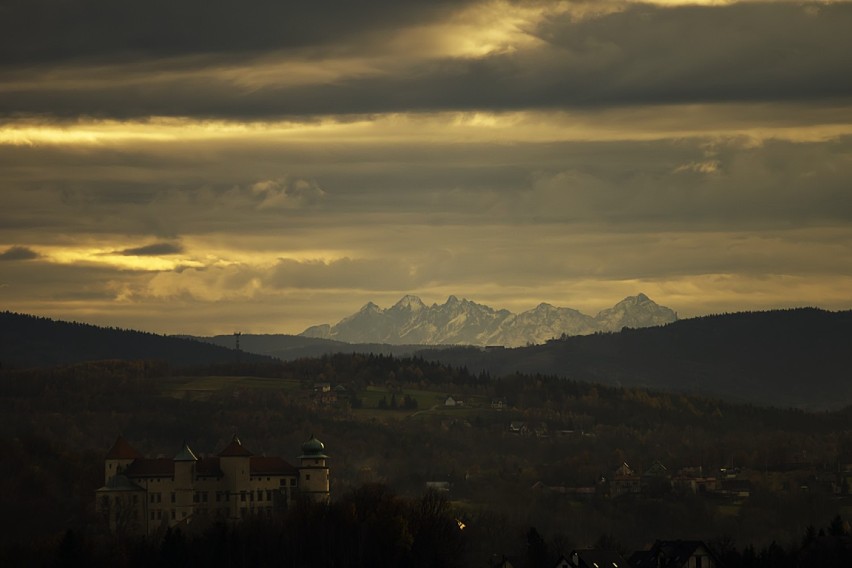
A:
[[250, 456, 297, 476], [218, 435, 253, 457], [105, 435, 143, 460]]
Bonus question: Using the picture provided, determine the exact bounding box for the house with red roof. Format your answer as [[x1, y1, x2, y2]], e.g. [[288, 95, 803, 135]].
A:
[[96, 434, 329, 534], [629, 540, 722, 568]]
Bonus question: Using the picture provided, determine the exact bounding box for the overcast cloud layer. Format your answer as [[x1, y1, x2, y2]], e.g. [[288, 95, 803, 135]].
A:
[[1, 0, 851, 335]]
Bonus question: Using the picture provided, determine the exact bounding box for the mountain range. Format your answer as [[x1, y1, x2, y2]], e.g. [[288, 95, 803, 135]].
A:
[[300, 293, 677, 347]]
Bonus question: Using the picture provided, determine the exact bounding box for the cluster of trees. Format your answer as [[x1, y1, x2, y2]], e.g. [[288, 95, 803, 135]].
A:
[[27, 486, 466, 568], [377, 393, 418, 410], [711, 515, 852, 567], [15, 495, 852, 567]]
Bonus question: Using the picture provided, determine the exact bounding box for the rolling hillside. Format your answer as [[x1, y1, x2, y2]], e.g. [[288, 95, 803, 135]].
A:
[[0, 312, 273, 368], [419, 308, 852, 409]]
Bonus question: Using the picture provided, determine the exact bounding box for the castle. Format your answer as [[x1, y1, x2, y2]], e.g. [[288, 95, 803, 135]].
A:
[[96, 434, 329, 533]]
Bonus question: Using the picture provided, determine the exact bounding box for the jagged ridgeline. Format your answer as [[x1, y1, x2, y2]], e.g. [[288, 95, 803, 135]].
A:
[[0, 312, 273, 368], [301, 293, 677, 347]]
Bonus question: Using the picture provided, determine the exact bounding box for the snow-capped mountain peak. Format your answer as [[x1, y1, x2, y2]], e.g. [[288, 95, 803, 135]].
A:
[[300, 294, 677, 347], [594, 293, 677, 331], [391, 295, 425, 311], [359, 301, 381, 313]]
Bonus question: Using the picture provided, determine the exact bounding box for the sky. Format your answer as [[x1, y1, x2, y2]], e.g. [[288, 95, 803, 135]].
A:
[[2, 0, 852, 335]]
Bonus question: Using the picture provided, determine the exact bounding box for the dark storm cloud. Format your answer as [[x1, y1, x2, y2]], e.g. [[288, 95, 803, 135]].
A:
[[1, 3, 851, 119], [0, 0, 466, 65], [3, 133, 851, 239], [120, 242, 184, 256], [0, 257, 143, 302], [0, 246, 40, 261]]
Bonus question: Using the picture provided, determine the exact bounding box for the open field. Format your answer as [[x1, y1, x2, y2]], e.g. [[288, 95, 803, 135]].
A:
[[160, 375, 303, 399], [159, 375, 503, 422]]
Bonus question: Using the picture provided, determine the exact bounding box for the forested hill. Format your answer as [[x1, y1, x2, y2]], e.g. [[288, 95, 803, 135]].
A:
[[182, 333, 447, 361], [419, 308, 852, 410], [0, 312, 272, 368]]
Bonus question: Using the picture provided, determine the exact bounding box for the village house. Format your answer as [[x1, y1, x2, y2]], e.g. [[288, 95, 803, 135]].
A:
[[558, 549, 628, 568], [672, 467, 718, 495], [629, 540, 722, 568], [611, 462, 641, 498]]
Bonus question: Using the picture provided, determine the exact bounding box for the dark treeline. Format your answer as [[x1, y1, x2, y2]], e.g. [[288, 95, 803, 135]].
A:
[[189, 332, 443, 361], [180, 352, 488, 387], [0, 311, 273, 368], [419, 308, 852, 409], [8, 486, 467, 568], [7, 490, 852, 568]]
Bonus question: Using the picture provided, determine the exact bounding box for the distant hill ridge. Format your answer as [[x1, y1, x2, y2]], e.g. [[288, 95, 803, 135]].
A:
[[301, 293, 677, 347], [0, 311, 271, 368], [419, 307, 852, 410]]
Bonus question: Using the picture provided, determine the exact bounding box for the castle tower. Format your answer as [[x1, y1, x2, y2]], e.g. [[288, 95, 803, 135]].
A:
[[299, 435, 330, 503], [173, 441, 197, 524], [218, 434, 252, 519], [104, 435, 142, 484]]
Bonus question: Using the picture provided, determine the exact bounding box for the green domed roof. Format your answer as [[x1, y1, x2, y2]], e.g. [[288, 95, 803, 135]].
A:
[[300, 435, 327, 458]]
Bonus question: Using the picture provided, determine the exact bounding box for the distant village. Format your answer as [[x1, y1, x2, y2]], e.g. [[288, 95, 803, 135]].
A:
[[306, 382, 852, 510]]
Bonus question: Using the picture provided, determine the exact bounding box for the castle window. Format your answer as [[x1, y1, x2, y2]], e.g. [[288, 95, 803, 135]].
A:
[[240, 491, 246, 502], [266, 490, 272, 501], [171, 510, 175, 520], [306, 474, 311, 481], [170, 492, 175, 503], [202, 492, 208, 503], [257, 490, 263, 501], [290, 478, 296, 486]]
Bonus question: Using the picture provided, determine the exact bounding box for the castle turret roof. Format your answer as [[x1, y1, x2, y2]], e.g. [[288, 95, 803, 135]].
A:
[[105, 435, 143, 460], [300, 435, 328, 458], [174, 441, 198, 462], [218, 434, 253, 457]]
